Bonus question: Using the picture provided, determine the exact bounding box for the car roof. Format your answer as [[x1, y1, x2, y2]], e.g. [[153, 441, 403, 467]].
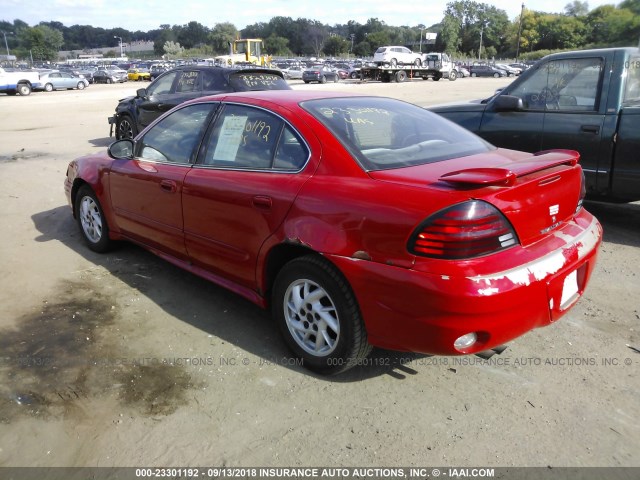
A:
[[194, 89, 366, 107]]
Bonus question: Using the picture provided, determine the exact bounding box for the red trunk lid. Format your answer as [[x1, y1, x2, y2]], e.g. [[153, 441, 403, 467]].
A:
[[369, 149, 584, 246]]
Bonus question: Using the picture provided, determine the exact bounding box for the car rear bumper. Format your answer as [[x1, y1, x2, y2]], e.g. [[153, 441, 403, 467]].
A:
[[327, 212, 601, 356]]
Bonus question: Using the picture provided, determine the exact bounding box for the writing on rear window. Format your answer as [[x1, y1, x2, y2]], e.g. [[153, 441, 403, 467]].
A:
[[233, 73, 283, 88]]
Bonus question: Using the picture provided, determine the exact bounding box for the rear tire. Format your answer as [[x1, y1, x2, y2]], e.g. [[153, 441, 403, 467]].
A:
[[494, 72, 500, 78], [395, 70, 407, 83], [449, 70, 457, 81], [44, 83, 54, 92], [272, 255, 372, 375]]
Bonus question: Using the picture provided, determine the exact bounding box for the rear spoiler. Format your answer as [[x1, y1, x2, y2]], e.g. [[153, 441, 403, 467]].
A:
[[439, 150, 580, 187]]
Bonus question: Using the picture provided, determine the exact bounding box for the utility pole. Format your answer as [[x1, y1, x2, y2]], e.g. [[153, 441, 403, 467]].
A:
[[114, 36, 123, 57], [516, 3, 525, 62], [1, 31, 13, 56], [478, 24, 484, 60]]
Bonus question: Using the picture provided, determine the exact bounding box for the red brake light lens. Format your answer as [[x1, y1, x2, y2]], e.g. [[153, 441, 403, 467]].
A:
[[577, 169, 586, 212], [408, 200, 518, 259]]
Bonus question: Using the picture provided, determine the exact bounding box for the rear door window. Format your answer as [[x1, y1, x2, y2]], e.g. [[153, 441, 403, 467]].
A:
[[175, 70, 202, 93]]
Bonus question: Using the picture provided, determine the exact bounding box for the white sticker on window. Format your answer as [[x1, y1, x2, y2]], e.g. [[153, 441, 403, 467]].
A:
[[213, 115, 247, 162]]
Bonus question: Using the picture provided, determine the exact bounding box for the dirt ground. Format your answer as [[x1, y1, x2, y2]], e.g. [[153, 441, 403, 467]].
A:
[[0, 77, 638, 469]]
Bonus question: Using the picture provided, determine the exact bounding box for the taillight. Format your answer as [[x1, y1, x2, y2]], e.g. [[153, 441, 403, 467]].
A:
[[577, 169, 586, 213], [408, 200, 518, 259]]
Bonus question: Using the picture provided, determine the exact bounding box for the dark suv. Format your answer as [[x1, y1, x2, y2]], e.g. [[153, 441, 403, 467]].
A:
[[108, 66, 291, 139]]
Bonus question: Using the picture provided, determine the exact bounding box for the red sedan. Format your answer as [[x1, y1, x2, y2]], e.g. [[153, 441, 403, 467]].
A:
[[64, 90, 602, 374]]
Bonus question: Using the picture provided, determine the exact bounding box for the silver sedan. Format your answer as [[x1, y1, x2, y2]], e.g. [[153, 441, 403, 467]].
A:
[[39, 72, 90, 92]]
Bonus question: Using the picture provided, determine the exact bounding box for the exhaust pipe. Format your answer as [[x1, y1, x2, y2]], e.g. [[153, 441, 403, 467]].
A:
[[475, 345, 508, 360]]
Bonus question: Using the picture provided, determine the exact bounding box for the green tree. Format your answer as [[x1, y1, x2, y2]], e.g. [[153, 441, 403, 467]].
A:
[[209, 22, 238, 54], [154, 25, 175, 55], [353, 40, 372, 57], [264, 34, 290, 55], [175, 21, 209, 49], [564, 1, 589, 17], [163, 40, 184, 59], [20, 25, 63, 61], [323, 35, 348, 57], [443, 1, 509, 56], [586, 5, 638, 45], [619, 0, 640, 15], [366, 30, 391, 49], [440, 14, 461, 54]]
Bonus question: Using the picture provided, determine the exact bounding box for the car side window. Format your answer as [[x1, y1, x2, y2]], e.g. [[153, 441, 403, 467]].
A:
[[509, 57, 603, 111], [175, 71, 202, 93], [203, 104, 308, 171], [147, 71, 178, 96], [623, 57, 640, 103], [138, 103, 214, 164], [202, 70, 229, 91]]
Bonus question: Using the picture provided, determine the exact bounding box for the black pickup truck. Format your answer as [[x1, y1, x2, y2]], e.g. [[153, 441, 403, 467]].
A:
[[430, 47, 640, 202]]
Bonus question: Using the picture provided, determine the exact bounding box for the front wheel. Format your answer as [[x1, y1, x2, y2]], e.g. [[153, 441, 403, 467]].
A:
[[77, 82, 86, 90], [471, 73, 477, 77], [44, 83, 54, 92], [449, 70, 457, 81], [115, 115, 137, 140], [75, 185, 113, 253], [272, 255, 372, 375], [494, 72, 500, 78]]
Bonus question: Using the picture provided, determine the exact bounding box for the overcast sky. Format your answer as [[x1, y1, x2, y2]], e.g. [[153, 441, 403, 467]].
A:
[[2, 0, 619, 32]]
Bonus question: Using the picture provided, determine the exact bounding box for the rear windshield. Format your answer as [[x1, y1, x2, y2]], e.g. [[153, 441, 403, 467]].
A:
[[229, 72, 290, 91], [301, 97, 493, 171]]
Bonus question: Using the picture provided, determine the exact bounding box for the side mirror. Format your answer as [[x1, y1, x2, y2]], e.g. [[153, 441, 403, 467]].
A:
[[136, 88, 147, 98], [493, 94, 524, 112], [108, 139, 134, 159]]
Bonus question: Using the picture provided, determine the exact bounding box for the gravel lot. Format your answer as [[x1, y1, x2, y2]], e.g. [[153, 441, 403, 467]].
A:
[[0, 77, 638, 469]]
